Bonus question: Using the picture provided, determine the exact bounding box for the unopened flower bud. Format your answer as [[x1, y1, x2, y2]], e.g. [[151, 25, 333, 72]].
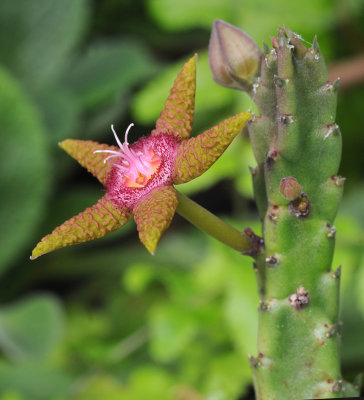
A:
[[209, 19, 262, 92], [279, 177, 301, 200]]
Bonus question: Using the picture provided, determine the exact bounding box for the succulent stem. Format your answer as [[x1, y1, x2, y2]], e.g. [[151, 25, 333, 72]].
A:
[[248, 28, 359, 400], [209, 21, 360, 399]]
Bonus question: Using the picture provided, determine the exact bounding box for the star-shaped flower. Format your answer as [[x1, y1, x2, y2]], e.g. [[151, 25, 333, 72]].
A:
[[31, 55, 251, 258]]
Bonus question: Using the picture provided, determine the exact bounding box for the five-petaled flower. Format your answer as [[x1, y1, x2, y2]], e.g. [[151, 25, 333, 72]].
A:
[[31, 55, 251, 258]]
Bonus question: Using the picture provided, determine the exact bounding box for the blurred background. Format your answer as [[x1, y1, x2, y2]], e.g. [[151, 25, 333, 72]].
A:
[[0, 0, 363, 399]]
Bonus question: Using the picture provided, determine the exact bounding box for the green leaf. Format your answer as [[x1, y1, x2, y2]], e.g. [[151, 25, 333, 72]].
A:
[[235, 0, 334, 50], [72, 368, 174, 400], [339, 186, 364, 230], [147, 0, 334, 58], [148, 303, 198, 362], [123, 263, 156, 294], [340, 267, 364, 366], [0, 294, 64, 360], [332, 214, 364, 290], [194, 236, 259, 355], [223, 265, 258, 356], [128, 366, 174, 399], [147, 0, 232, 30], [0, 392, 25, 400], [132, 52, 234, 125], [356, 257, 364, 319], [203, 354, 252, 400], [70, 374, 124, 400], [0, 0, 89, 89], [81, 95, 129, 140], [34, 86, 80, 142], [41, 186, 105, 235], [0, 66, 49, 274], [332, 214, 364, 364], [66, 40, 160, 109], [0, 361, 70, 400]]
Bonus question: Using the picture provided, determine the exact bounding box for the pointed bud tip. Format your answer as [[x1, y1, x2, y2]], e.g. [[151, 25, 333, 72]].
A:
[[209, 19, 262, 92], [282, 25, 293, 37], [271, 36, 279, 49], [286, 30, 308, 59], [312, 35, 319, 52], [333, 77, 340, 91], [277, 28, 289, 47]]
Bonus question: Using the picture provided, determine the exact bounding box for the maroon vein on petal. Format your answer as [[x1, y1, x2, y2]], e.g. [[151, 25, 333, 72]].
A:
[[31, 195, 131, 259], [133, 186, 178, 254], [151, 55, 196, 141], [173, 112, 252, 184], [60, 139, 119, 185]]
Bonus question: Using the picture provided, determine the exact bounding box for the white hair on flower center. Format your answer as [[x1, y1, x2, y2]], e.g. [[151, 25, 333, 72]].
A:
[[94, 124, 161, 187]]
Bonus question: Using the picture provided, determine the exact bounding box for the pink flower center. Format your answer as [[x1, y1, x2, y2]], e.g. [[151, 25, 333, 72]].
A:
[[95, 124, 162, 188]]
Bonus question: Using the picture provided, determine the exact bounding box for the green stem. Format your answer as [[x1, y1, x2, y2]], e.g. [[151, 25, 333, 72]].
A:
[[245, 28, 359, 399], [175, 190, 252, 253]]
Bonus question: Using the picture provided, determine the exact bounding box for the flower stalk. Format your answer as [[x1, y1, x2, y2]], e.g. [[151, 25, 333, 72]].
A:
[[176, 190, 253, 253]]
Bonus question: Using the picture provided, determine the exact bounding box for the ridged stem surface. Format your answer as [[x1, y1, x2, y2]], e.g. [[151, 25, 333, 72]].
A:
[[247, 29, 359, 399]]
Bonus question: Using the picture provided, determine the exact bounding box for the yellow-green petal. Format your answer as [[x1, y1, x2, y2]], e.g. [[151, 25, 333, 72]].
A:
[[151, 55, 196, 141], [173, 112, 252, 184], [59, 139, 119, 185], [133, 186, 178, 254], [31, 195, 131, 259]]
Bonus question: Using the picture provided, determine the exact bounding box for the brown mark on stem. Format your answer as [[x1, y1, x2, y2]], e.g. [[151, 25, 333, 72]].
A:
[[289, 193, 310, 218], [325, 322, 343, 338], [242, 228, 264, 257], [249, 166, 257, 176], [332, 265, 342, 279], [326, 223, 337, 238], [280, 114, 294, 125], [325, 123, 341, 139], [265, 149, 279, 169], [331, 380, 343, 393], [289, 286, 309, 310], [265, 255, 279, 267], [248, 354, 262, 368], [268, 205, 280, 222], [259, 300, 271, 312], [331, 175, 346, 186]]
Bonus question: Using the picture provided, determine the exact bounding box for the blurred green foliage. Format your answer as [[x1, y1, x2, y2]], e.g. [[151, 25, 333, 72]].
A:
[[0, 0, 363, 399]]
